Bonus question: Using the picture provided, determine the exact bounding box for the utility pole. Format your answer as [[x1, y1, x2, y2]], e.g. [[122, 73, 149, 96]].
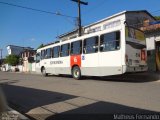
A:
[[71, 0, 88, 36], [0, 49, 2, 60]]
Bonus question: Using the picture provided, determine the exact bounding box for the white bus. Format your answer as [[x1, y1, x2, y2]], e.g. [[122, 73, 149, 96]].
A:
[[35, 21, 147, 79]]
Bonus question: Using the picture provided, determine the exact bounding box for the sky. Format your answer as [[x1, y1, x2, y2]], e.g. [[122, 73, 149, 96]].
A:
[[0, 0, 160, 57]]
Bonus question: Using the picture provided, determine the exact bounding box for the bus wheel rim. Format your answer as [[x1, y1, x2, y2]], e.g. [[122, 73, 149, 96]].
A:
[[43, 69, 46, 75], [74, 69, 79, 78]]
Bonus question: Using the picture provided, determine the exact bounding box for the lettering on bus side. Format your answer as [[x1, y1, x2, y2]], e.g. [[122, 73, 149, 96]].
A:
[[50, 61, 63, 65]]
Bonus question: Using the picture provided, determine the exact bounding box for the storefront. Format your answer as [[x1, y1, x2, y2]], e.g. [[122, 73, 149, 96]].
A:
[[141, 20, 160, 71]]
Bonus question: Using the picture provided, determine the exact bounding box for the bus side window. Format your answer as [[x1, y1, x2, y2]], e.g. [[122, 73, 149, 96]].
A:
[[71, 40, 82, 55], [100, 31, 120, 52], [41, 50, 45, 59], [36, 53, 40, 63], [45, 48, 51, 59], [53, 46, 60, 58], [83, 36, 98, 54], [60, 43, 70, 57], [50, 48, 53, 58]]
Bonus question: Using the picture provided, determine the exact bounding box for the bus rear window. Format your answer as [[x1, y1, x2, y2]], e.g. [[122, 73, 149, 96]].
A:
[[125, 27, 145, 41]]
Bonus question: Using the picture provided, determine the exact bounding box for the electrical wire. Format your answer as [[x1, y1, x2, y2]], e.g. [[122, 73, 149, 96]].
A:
[[0, 1, 76, 19]]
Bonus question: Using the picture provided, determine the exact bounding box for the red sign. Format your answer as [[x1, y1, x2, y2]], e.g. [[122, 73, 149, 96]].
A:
[[70, 55, 81, 67], [141, 50, 146, 61]]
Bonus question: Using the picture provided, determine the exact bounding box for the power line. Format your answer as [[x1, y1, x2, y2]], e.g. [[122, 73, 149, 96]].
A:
[[86, 0, 106, 14], [0, 1, 76, 19], [151, 10, 160, 14]]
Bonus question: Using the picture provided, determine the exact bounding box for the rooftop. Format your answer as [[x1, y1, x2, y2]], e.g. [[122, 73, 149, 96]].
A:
[[7, 45, 34, 49], [140, 21, 160, 33]]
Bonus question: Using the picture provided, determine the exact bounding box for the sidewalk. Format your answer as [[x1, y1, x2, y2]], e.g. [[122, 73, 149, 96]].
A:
[[0, 88, 29, 120], [0, 107, 30, 120]]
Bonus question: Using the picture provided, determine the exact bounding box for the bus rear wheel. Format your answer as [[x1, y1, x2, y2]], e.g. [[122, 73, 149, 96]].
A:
[[41, 67, 48, 77], [72, 66, 81, 80]]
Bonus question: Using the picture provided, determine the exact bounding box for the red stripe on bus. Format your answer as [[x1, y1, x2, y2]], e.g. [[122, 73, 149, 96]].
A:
[[70, 55, 81, 67]]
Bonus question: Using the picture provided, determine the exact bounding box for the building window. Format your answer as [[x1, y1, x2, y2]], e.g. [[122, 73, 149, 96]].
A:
[[60, 43, 70, 57], [71, 40, 82, 55], [83, 36, 98, 54], [53, 46, 60, 58], [100, 31, 120, 52]]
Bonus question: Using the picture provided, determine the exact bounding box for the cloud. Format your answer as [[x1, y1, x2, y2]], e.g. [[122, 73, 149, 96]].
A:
[[30, 38, 36, 42]]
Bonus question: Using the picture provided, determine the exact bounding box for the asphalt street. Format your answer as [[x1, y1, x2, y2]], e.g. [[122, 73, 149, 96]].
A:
[[0, 71, 160, 119]]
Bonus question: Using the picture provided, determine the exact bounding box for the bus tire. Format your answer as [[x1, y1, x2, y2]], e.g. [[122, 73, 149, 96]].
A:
[[41, 67, 48, 77], [72, 66, 81, 80]]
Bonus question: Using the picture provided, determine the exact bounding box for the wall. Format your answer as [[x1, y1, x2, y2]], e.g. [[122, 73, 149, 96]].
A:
[[32, 63, 36, 71]]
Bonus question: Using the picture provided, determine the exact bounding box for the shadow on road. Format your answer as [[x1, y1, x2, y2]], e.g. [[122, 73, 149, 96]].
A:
[[1, 84, 76, 113], [1, 84, 159, 120], [48, 72, 160, 83], [87, 73, 160, 83], [46, 101, 159, 120]]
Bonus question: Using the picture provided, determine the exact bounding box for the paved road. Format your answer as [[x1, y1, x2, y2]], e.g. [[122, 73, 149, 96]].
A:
[[0, 71, 160, 119]]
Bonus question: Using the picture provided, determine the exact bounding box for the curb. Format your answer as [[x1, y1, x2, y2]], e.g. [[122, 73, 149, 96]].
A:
[[6, 107, 30, 120]]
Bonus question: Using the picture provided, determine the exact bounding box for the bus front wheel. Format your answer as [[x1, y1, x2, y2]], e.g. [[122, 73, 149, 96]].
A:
[[41, 67, 48, 77], [72, 66, 81, 80]]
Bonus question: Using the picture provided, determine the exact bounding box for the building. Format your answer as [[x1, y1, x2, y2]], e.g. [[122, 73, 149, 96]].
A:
[[21, 49, 36, 72], [57, 10, 160, 71], [140, 21, 160, 71], [7, 45, 33, 56]]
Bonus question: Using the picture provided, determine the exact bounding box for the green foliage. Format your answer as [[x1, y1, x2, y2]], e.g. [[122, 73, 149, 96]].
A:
[[154, 16, 160, 21], [37, 44, 43, 49], [5, 55, 19, 66]]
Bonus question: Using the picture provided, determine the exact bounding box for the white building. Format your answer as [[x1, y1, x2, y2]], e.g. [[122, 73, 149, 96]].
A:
[[6, 45, 33, 56]]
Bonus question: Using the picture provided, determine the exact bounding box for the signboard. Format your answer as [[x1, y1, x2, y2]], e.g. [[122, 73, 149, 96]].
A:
[[146, 37, 155, 50]]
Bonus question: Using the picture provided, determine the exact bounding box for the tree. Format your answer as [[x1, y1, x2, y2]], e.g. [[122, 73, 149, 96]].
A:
[[5, 55, 19, 66], [154, 16, 160, 21], [37, 44, 43, 49]]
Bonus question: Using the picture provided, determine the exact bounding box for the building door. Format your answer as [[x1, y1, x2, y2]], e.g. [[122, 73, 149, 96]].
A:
[[156, 41, 160, 71]]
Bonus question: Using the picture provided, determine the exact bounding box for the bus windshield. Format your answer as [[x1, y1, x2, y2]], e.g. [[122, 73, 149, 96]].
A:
[[125, 26, 145, 46]]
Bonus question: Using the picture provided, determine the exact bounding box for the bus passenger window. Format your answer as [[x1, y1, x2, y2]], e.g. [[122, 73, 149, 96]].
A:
[[41, 50, 45, 59], [71, 40, 82, 55], [83, 36, 98, 54], [60, 43, 70, 57], [36, 53, 40, 63], [100, 31, 120, 52], [46, 48, 51, 59], [53, 46, 60, 58]]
